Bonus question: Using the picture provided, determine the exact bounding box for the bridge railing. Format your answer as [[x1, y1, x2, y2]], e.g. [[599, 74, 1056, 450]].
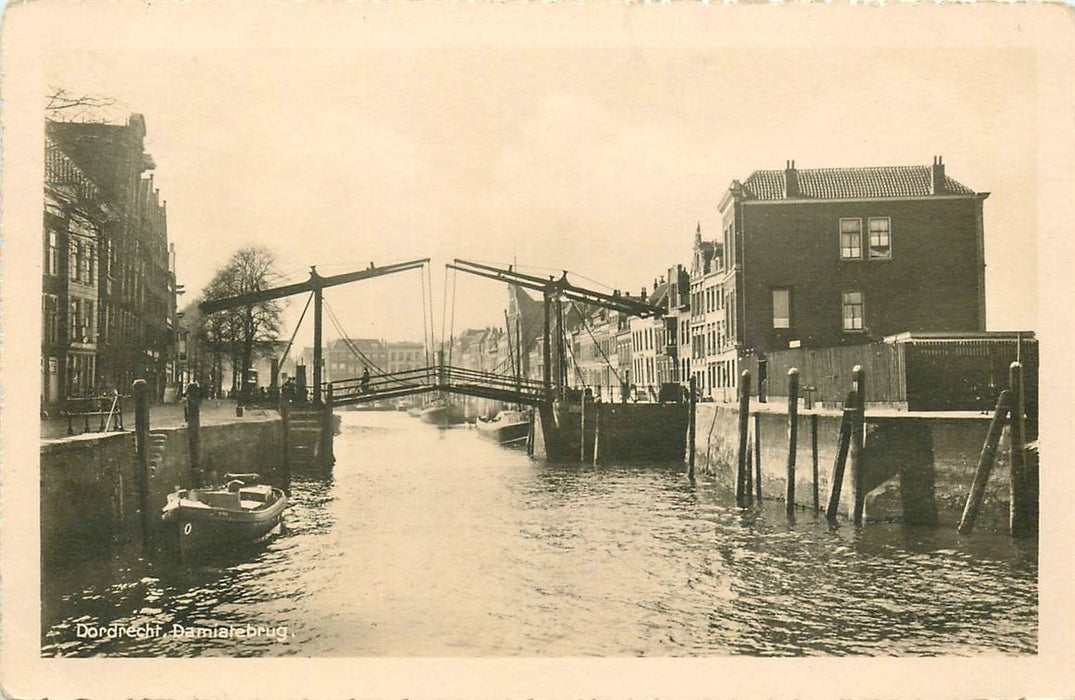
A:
[[328, 364, 548, 404], [438, 365, 546, 397], [331, 366, 438, 401]]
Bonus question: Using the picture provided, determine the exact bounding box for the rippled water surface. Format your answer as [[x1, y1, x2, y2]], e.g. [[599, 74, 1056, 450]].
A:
[[43, 411, 1037, 656]]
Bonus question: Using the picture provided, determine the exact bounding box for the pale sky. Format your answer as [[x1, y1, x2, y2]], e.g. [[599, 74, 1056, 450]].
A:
[[30, 4, 1047, 352]]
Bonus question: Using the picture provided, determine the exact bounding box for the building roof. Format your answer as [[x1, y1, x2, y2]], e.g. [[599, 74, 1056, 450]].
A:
[[741, 165, 977, 201]]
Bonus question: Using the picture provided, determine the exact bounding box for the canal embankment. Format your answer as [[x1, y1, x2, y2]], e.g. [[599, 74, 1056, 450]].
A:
[[40, 404, 284, 568], [691, 399, 1036, 532]]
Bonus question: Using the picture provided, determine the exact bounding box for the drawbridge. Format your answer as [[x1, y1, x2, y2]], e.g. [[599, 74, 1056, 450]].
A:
[[199, 256, 665, 468]]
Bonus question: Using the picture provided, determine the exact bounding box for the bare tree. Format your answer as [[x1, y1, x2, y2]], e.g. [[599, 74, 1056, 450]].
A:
[[200, 247, 286, 401], [46, 87, 119, 123]]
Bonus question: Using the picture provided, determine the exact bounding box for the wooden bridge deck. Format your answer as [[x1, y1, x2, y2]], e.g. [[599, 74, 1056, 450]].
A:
[[328, 365, 547, 407]]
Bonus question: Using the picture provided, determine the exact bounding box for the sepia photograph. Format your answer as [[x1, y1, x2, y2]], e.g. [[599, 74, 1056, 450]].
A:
[[2, 2, 1074, 697]]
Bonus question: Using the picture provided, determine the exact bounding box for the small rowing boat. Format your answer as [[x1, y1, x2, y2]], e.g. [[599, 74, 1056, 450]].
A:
[[161, 473, 286, 556]]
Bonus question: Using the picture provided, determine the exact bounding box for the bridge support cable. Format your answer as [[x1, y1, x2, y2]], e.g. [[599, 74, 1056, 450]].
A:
[[440, 266, 450, 353], [426, 264, 436, 368], [420, 262, 430, 368], [447, 267, 458, 372], [274, 291, 314, 383]]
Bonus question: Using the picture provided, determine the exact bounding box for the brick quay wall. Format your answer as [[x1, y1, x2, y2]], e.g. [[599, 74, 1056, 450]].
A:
[[41, 412, 284, 567]]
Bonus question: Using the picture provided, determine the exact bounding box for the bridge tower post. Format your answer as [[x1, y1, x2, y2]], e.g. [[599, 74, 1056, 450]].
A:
[[312, 269, 324, 406], [542, 286, 553, 400]]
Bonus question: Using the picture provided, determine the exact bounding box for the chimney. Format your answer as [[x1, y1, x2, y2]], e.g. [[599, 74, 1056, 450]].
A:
[[653, 278, 658, 292], [641, 287, 647, 301], [784, 159, 799, 198], [931, 155, 946, 195]]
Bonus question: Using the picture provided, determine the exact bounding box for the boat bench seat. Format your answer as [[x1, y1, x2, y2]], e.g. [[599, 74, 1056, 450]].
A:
[[197, 491, 242, 509]]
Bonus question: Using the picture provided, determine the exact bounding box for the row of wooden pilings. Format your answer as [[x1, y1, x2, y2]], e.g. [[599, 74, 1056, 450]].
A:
[[684, 361, 1035, 536]]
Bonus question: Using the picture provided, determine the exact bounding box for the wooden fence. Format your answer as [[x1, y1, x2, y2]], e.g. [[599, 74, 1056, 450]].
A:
[[745, 336, 1037, 432]]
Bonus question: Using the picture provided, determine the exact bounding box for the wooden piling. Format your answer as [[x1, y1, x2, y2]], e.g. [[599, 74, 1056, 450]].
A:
[[850, 365, 867, 525], [592, 406, 601, 466], [736, 370, 752, 506], [687, 377, 697, 479], [185, 382, 203, 488], [580, 392, 587, 463], [825, 390, 856, 524], [786, 368, 800, 515], [745, 436, 754, 505], [958, 389, 1011, 535], [753, 412, 762, 503], [1008, 362, 1033, 538], [132, 379, 151, 548], [811, 414, 819, 511], [527, 410, 535, 456], [280, 395, 292, 493]]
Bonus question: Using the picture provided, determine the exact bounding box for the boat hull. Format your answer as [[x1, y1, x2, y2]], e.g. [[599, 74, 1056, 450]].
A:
[[419, 403, 465, 427], [475, 417, 530, 446], [162, 488, 287, 556]]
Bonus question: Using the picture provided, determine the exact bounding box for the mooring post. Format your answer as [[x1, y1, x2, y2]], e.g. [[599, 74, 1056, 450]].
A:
[[185, 382, 202, 488], [736, 370, 752, 505], [132, 379, 151, 549], [527, 410, 535, 457], [811, 413, 820, 511], [1008, 362, 1032, 538], [323, 384, 336, 468], [850, 365, 867, 525], [786, 368, 800, 515], [280, 395, 292, 494], [753, 412, 762, 503], [958, 389, 1011, 535], [580, 390, 587, 463], [825, 390, 857, 524], [592, 405, 601, 466], [687, 376, 697, 480], [745, 435, 754, 505]]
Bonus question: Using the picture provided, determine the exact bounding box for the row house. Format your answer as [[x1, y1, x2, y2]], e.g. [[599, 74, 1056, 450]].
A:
[[321, 338, 388, 383], [452, 327, 508, 373], [386, 341, 426, 374], [43, 115, 179, 408], [666, 263, 692, 385], [714, 157, 988, 399], [629, 280, 670, 402], [689, 225, 736, 401], [567, 306, 628, 401]]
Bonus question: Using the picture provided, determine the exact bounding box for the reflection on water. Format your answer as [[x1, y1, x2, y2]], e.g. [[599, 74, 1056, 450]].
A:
[[42, 411, 1037, 656]]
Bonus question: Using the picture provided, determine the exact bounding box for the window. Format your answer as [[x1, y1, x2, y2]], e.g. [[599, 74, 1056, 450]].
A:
[[842, 291, 865, 331], [772, 288, 790, 329], [869, 217, 891, 259], [42, 294, 60, 344], [840, 218, 862, 259], [46, 231, 59, 276], [69, 241, 79, 281]]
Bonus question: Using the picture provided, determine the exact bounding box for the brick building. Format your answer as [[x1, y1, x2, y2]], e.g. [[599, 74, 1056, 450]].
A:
[[710, 157, 989, 399], [43, 115, 179, 407]]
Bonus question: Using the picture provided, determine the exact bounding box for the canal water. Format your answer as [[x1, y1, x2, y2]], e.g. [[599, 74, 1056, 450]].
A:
[[42, 410, 1037, 657]]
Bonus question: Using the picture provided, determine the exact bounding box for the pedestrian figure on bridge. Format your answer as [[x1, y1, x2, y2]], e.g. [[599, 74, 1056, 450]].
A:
[[360, 366, 371, 393]]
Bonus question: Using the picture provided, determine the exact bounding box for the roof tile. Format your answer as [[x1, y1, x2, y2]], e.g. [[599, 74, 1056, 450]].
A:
[[742, 166, 977, 200]]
